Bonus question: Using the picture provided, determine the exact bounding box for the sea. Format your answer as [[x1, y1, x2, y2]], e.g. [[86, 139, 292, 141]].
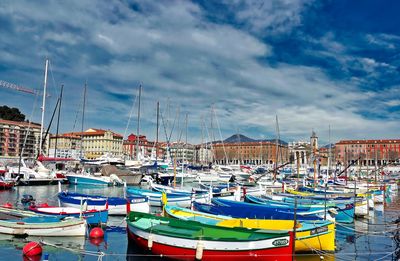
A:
[[0, 184, 399, 261]]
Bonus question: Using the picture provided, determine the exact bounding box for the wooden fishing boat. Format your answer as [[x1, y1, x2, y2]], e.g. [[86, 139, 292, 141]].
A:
[[126, 187, 208, 207], [127, 211, 294, 261], [0, 215, 86, 236], [246, 194, 355, 223], [58, 191, 149, 215], [165, 204, 335, 252], [28, 204, 108, 226], [194, 198, 334, 221]]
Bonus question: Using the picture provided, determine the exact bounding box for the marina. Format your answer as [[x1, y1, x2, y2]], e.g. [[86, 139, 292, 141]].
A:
[[1, 1, 400, 260], [0, 174, 398, 260]]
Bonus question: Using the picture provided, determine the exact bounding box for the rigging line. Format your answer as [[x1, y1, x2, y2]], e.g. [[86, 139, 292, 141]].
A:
[[72, 100, 83, 132], [122, 89, 138, 140], [212, 107, 229, 164], [167, 106, 179, 144], [48, 60, 59, 98], [20, 93, 40, 158], [160, 111, 169, 143]]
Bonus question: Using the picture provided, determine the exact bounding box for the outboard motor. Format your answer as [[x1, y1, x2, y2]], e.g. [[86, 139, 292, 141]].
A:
[[21, 194, 35, 205]]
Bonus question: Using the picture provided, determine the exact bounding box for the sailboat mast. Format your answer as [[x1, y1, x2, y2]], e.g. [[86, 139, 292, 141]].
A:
[[54, 84, 63, 157], [39, 58, 49, 156], [274, 115, 279, 182], [136, 85, 142, 161], [80, 82, 87, 158], [156, 101, 159, 163]]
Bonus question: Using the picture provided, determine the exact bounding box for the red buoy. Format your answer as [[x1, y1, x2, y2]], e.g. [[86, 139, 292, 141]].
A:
[[89, 227, 104, 238], [89, 237, 104, 246], [3, 202, 13, 208], [23, 242, 42, 257]]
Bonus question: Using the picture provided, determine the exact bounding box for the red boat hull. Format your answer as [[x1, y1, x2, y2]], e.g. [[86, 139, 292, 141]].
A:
[[0, 181, 14, 190], [127, 229, 293, 261]]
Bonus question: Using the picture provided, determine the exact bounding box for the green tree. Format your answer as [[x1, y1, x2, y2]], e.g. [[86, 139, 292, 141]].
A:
[[0, 105, 25, 121]]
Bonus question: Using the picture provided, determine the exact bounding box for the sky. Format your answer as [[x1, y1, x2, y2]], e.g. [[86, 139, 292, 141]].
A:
[[0, 0, 399, 145]]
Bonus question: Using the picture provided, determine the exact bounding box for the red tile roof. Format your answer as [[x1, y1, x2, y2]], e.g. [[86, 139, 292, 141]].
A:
[[0, 119, 41, 128], [336, 139, 400, 145]]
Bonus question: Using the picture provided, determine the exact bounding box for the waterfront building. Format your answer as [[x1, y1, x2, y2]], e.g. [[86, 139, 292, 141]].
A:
[[49, 128, 123, 159], [212, 140, 289, 165], [48, 133, 81, 159], [123, 134, 164, 160], [168, 142, 195, 163], [335, 139, 400, 167], [194, 144, 213, 165], [0, 119, 46, 158], [288, 141, 311, 167]]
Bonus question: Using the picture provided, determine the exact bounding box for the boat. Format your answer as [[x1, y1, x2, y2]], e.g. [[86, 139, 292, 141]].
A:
[[0, 207, 86, 237], [245, 194, 355, 223], [99, 164, 142, 185], [165, 204, 335, 252], [126, 187, 209, 207], [66, 164, 124, 186], [127, 211, 294, 261], [0, 176, 14, 190], [28, 204, 108, 226], [194, 198, 335, 221], [58, 191, 149, 215], [5, 159, 66, 186]]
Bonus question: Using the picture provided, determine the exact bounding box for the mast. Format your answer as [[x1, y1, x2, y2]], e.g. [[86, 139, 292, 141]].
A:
[[39, 58, 49, 156], [54, 84, 64, 158], [136, 85, 142, 161], [274, 115, 279, 182], [155, 101, 159, 164], [80, 82, 87, 159]]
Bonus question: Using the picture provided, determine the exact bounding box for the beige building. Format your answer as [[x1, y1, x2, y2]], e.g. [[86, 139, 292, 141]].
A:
[[49, 128, 123, 159], [213, 141, 289, 165], [0, 119, 46, 158], [49, 133, 81, 159], [335, 139, 400, 166]]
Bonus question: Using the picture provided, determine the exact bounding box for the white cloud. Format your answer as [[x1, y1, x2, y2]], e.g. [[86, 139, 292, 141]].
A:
[[0, 0, 399, 145]]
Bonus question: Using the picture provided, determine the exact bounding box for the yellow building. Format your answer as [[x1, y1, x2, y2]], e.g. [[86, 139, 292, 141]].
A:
[[49, 128, 123, 159]]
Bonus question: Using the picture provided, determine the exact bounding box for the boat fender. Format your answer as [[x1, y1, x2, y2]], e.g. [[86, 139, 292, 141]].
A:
[[89, 227, 104, 238], [2, 202, 13, 208], [126, 200, 131, 214], [195, 241, 204, 260], [148, 234, 153, 249], [23, 241, 42, 257]]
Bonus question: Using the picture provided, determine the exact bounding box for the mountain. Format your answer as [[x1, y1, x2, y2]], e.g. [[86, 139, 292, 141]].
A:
[[222, 134, 287, 145], [224, 134, 255, 143]]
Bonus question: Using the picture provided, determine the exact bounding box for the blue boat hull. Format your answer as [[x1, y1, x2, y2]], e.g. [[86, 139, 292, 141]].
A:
[[194, 198, 325, 221], [67, 175, 111, 186], [246, 195, 354, 223]]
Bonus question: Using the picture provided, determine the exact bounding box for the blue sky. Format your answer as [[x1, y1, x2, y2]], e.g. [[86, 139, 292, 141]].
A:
[[0, 0, 399, 145]]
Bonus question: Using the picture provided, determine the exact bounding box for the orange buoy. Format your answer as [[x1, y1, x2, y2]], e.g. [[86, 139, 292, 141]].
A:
[[3, 202, 13, 208], [89, 227, 104, 238], [23, 241, 42, 257]]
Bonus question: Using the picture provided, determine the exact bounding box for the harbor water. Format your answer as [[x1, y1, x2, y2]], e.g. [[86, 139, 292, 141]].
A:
[[0, 184, 399, 261]]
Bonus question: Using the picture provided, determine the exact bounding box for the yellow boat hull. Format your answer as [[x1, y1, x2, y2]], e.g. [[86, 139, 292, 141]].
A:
[[168, 208, 335, 253], [218, 219, 335, 252]]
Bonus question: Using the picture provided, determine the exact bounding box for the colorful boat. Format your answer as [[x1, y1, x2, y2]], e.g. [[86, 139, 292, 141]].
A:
[[194, 198, 334, 221], [246, 194, 354, 223], [0, 210, 87, 237], [58, 191, 149, 215], [126, 187, 208, 207], [28, 204, 108, 226], [165, 204, 335, 252], [127, 211, 294, 261], [66, 173, 118, 186]]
